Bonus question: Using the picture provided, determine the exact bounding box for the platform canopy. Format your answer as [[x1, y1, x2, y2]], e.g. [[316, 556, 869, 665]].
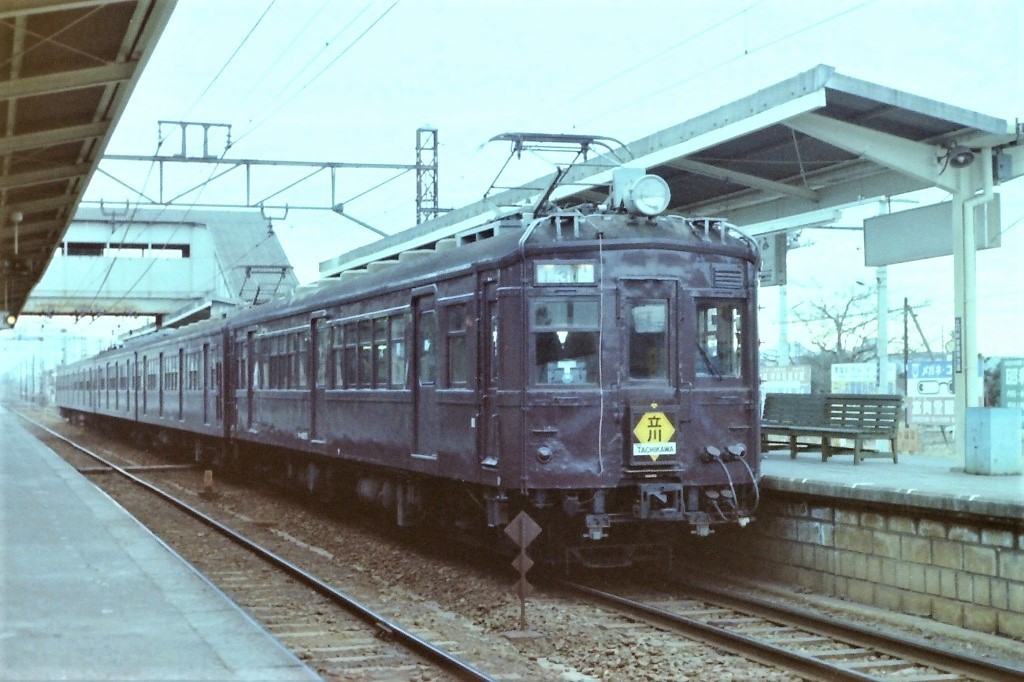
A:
[[320, 64, 1020, 277], [0, 0, 176, 319]]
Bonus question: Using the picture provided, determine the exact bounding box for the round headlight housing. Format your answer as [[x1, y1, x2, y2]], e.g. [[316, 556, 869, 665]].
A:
[[625, 174, 671, 216]]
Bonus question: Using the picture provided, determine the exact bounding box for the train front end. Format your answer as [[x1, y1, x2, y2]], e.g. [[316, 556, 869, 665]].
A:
[[518, 169, 761, 566]]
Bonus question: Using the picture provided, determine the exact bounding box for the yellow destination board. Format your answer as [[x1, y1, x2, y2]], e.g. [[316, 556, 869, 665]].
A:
[[632, 409, 676, 461]]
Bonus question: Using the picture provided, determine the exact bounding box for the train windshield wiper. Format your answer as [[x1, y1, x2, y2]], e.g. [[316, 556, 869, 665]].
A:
[[697, 344, 723, 380]]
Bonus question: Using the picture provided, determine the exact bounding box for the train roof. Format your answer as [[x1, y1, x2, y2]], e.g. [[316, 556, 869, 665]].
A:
[[227, 208, 756, 329]]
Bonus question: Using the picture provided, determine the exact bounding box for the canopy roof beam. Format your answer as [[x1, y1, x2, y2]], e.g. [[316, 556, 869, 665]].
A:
[[784, 112, 958, 193], [666, 157, 819, 202], [0, 63, 135, 101]]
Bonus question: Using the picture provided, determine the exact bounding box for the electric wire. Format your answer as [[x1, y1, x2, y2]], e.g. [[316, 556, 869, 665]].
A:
[[564, 0, 768, 105], [237, 0, 333, 103], [577, 0, 879, 128], [254, 2, 375, 110], [184, 0, 278, 118], [230, 1, 401, 152]]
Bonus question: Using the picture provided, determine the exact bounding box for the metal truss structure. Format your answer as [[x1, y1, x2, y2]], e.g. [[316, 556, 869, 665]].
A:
[[90, 121, 443, 234]]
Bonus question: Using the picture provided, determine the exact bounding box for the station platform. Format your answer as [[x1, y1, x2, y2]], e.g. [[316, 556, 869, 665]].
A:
[[761, 447, 1024, 520], [0, 406, 319, 680]]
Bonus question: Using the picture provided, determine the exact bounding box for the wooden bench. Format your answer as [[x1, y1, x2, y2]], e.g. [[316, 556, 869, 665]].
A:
[[762, 393, 902, 464]]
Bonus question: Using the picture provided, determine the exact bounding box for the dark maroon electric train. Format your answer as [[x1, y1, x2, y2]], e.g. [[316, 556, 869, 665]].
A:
[[56, 152, 762, 566]]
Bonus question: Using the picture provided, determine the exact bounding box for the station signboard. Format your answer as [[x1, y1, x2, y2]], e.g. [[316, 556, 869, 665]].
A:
[[760, 365, 812, 394], [756, 233, 787, 287], [864, 196, 1001, 267], [999, 358, 1024, 410], [907, 359, 954, 426], [831, 361, 896, 394]]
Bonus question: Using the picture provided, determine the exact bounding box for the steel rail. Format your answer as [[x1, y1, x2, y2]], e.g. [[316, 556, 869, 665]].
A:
[[556, 579, 877, 682], [19, 413, 492, 682], [672, 579, 1024, 682]]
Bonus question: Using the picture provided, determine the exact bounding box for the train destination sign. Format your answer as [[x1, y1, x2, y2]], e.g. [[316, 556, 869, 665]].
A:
[[633, 408, 676, 461]]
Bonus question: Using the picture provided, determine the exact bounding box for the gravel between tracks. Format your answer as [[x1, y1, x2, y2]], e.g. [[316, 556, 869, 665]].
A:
[[22, 406, 1022, 680]]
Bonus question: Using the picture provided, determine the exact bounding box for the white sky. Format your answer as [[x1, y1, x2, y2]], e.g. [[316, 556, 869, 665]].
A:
[[12, 0, 1024, 372]]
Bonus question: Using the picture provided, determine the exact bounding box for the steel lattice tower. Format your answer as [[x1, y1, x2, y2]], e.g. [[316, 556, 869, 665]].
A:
[[416, 127, 440, 225]]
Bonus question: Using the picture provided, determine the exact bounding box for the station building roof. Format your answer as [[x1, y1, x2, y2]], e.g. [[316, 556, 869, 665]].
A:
[[0, 0, 175, 318], [320, 64, 1019, 277]]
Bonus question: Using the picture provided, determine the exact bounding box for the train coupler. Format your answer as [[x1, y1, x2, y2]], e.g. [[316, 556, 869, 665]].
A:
[[584, 513, 611, 540]]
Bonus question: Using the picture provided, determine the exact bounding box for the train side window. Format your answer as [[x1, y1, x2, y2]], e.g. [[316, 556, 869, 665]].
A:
[[329, 325, 344, 389], [490, 309, 499, 384], [270, 336, 285, 389], [446, 304, 468, 387], [417, 310, 437, 385], [257, 337, 269, 389], [390, 314, 407, 388], [315, 319, 329, 388], [373, 318, 388, 388], [296, 332, 308, 389], [237, 341, 247, 389], [344, 323, 358, 388], [357, 319, 372, 388], [532, 299, 599, 385], [695, 301, 743, 378], [629, 300, 668, 380]]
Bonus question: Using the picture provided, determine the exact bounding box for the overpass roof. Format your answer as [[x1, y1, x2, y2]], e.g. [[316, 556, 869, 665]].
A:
[[0, 0, 176, 317], [320, 64, 1019, 277]]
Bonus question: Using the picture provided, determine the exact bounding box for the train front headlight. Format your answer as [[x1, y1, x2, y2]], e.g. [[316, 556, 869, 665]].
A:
[[625, 174, 671, 216]]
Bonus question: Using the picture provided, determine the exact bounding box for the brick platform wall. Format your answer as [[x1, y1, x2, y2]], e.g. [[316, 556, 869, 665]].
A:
[[710, 495, 1024, 639]]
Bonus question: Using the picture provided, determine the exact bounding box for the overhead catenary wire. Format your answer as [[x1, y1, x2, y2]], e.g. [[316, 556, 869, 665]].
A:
[[84, 0, 406, 323], [230, 0, 401, 152], [237, 0, 333, 104], [183, 0, 279, 118], [563, 0, 768, 106], [576, 0, 879, 129]]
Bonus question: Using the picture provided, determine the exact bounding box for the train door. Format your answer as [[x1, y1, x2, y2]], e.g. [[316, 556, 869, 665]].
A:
[[218, 327, 230, 436], [620, 279, 678, 387], [620, 278, 687, 466], [412, 292, 439, 458], [477, 277, 500, 467], [310, 314, 328, 441]]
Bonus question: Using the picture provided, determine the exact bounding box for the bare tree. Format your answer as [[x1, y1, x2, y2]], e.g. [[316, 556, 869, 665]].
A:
[[791, 286, 878, 393]]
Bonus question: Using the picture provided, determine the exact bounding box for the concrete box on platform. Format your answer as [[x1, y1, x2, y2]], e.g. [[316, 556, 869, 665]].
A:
[[965, 407, 1023, 475]]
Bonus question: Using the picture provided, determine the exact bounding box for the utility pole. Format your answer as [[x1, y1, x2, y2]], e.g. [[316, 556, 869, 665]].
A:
[[903, 297, 910, 426]]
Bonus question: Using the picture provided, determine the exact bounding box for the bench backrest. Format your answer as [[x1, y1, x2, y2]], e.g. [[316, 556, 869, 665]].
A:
[[825, 393, 902, 433], [763, 393, 827, 426]]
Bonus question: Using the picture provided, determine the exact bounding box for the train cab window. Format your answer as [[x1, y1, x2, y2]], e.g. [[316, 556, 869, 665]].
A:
[[629, 300, 668, 380], [532, 300, 599, 385], [446, 304, 468, 386], [390, 314, 407, 388], [696, 301, 743, 378]]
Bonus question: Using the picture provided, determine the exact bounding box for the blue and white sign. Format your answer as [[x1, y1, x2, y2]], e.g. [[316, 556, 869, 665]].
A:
[[908, 359, 954, 426]]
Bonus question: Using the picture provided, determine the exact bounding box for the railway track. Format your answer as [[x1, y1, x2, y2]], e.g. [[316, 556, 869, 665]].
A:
[[17, 412, 491, 682], [557, 577, 1024, 682]]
